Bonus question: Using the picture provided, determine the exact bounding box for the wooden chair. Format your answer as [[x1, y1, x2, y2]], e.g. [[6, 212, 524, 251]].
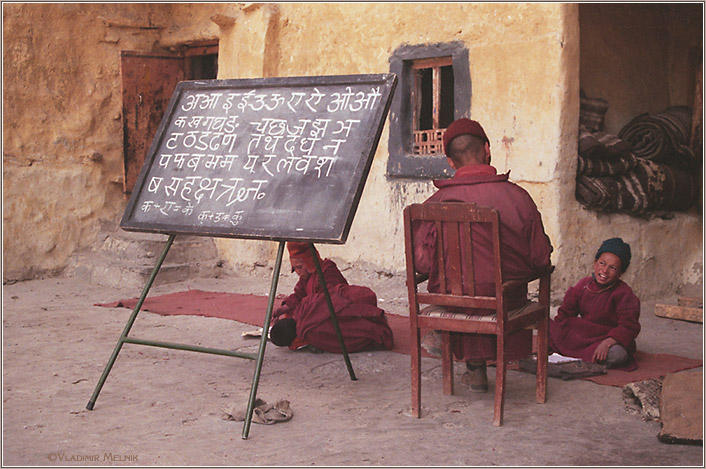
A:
[[403, 202, 554, 426]]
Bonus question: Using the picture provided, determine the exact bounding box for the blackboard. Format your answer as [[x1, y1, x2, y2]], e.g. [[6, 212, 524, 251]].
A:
[[120, 74, 397, 244]]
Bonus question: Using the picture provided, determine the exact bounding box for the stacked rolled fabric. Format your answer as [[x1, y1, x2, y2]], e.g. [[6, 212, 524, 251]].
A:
[[575, 106, 700, 215], [618, 106, 697, 169], [575, 126, 649, 213], [579, 93, 609, 132], [576, 127, 638, 177]]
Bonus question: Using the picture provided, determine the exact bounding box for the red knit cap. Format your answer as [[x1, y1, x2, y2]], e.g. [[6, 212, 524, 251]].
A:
[[442, 118, 490, 154], [287, 242, 310, 258], [287, 242, 320, 272]]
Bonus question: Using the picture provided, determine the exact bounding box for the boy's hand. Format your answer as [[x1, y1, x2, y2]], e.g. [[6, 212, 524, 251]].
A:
[[592, 337, 617, 363], [273, 305, 290, 318]]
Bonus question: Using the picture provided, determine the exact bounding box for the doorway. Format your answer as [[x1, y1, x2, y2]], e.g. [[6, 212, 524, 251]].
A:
[[120, 42, 218, 193]]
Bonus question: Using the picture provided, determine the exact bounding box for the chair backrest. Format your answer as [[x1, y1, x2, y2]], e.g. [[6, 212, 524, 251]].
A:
[[403, 202, 507, 323]]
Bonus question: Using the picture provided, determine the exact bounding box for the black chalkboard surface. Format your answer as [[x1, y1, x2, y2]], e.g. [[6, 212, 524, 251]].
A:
[[121, 74, 397, 243]]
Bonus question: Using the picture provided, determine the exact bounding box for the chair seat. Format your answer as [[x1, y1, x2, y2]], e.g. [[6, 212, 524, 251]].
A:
[[420, 301, 542, 323]]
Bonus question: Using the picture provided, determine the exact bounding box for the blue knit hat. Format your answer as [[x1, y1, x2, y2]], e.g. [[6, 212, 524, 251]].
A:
[[595, 237, 631, 272]]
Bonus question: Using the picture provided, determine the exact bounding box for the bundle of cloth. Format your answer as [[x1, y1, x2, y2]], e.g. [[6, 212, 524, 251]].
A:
[[576, 106, 700, 215]]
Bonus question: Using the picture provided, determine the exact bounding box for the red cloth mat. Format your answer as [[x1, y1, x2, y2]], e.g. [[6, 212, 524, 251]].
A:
[[95, 289, 413, 356], [582, 351, 702, 387], [98, 289, 276, 324], [96, 289, 702, 384]]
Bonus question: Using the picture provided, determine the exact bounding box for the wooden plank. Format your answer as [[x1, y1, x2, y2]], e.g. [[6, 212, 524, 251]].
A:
[[658, 371, 703, 444], [678, 297, 703, 309], [655, 304, 703, 323]]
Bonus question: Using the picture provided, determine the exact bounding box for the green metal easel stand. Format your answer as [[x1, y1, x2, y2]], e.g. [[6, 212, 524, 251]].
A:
[[86, 234, 256, 412], [309, 243, 357, 381], [86, 236, 357, 440]]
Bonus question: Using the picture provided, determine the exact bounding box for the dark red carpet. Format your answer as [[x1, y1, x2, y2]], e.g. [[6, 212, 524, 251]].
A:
[[96, 289, 412, 356], [96, 289, 701, 387], [583, 351, 702, 387]]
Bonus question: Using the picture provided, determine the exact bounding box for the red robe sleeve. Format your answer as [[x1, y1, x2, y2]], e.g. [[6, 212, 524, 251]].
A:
[[281, 275, 307, 312], [282, 259, 348, 311], [525, 199, 553, 272], [412, 219, 436, 276], [554, 277, 589, 322], [605, 282, 641, 348]]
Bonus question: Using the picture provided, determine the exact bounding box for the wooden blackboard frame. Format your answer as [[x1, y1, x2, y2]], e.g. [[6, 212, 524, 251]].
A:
[[120, 73, 397, 244]]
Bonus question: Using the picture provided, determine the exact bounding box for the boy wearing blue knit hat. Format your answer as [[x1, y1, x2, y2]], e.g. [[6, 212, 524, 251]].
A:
[[549, 238, 641, 369]]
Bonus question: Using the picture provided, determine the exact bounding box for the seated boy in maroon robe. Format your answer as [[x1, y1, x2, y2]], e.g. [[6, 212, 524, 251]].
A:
[[549, 237, 641, 370], [413, 118, 554, 392], [269, 242, 394, 353]]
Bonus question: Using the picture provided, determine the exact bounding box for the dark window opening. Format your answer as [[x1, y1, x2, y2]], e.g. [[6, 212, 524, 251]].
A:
[[412, 58, 454, 155], [179, 42, 219, 80], [439, 65, 455, 128], [416, 67, 433, 131], [188, 53, 218, 80]]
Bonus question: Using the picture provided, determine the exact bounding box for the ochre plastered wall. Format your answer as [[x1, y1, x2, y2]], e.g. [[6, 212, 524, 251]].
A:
[[3, 3, 702, 300], [579, 4, 702, 135], [212, 3, 584, 297], [3, 3, 164, 279]]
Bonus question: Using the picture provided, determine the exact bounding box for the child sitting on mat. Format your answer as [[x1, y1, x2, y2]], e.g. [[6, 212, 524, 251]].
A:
[[549, 237, 641, 370], [269, 242, 394, 353]]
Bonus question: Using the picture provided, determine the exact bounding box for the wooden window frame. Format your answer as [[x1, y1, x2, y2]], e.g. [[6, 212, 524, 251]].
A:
[[387, 42, 471, 179], [411, 56, 454, 156]]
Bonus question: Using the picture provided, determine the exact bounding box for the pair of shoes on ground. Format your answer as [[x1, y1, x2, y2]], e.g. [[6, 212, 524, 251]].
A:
[[422, 331, 488, 393], [461, 361, 488, 393], [421, 330, 442, 357]]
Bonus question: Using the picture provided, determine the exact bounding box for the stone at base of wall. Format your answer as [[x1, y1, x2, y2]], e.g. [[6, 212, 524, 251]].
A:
[[65, 221, 224, 289]]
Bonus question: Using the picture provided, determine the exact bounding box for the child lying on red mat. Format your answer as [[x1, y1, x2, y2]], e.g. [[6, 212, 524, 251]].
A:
[[269, 242, 394, 353]]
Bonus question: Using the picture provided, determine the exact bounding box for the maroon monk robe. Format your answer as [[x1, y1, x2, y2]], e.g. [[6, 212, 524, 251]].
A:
[[277, 259, 394, 353], [413, 165, 553, 362], [280, 258, 348, 312], [549, 276, 640, 368]]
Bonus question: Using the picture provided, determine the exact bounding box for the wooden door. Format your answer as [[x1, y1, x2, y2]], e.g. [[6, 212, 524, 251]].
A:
[[120, 52, 185, 193]]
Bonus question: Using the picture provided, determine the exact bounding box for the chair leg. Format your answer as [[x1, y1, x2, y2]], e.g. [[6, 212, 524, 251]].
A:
[[536, 319, 549, 404], [441, 331, 454, 395], [494, 337, 506, 427], [411, 326, 422, 417]]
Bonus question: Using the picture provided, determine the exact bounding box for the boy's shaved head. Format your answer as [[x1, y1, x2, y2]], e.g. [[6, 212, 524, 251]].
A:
[[447, 134, 487, 166]]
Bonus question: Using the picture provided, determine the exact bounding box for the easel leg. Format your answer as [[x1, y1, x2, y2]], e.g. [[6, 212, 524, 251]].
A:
[[241, 240, 286, 440], [309, 243, 357, 381], [86, 234, 176, 410]]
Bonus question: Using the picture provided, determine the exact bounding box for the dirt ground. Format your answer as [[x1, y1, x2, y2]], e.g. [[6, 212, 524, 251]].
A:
[[2, 266, 704, 467]]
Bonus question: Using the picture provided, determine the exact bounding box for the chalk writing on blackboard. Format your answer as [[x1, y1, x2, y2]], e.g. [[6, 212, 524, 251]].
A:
[[121, 74, 397, 243]]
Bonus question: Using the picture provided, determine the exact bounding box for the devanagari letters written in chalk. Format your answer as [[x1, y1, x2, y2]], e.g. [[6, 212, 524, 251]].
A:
[[122, 74, 396, 243]]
